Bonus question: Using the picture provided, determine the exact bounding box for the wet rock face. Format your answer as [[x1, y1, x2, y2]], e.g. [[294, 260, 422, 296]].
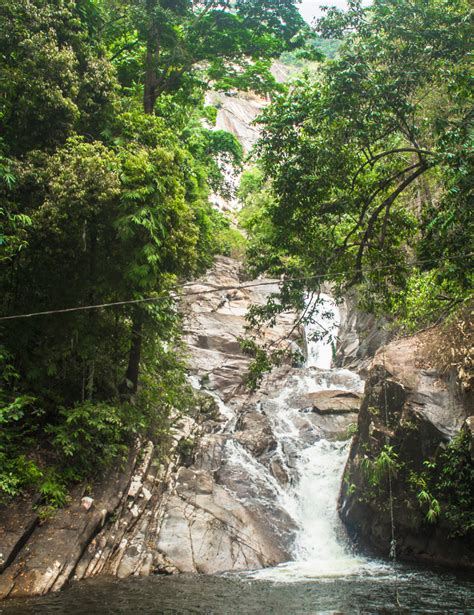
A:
[[303, 390, 362, 414], [149, 290, 368, 581], [234, 411, 277, 457], [335, 294, 391, 376], [154, 258, 302, 568], [155, 467, 287, 574], [0, 496, 38, 575], [182, 256, 297, 401], [338, 336, 474, 569]]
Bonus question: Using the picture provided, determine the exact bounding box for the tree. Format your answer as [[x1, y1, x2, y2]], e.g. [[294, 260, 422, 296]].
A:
[[246, 0, 472, 324], [0, 0, 117, 155], [101, 0, 306, 111]]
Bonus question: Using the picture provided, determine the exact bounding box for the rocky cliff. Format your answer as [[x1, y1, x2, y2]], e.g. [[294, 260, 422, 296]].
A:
[[338, 331, 474, 568], [0, 258, 288, 598], [206, 90, 267, 216], [335, 291, 392, 376], [0, 257, 358, 598]]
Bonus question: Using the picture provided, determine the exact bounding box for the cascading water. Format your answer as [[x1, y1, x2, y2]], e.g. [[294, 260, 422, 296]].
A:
[[247, 294, 387, 580], [291, 440, 354, 565], [304, 293, 340, 370], [190, 292, 389, 580]]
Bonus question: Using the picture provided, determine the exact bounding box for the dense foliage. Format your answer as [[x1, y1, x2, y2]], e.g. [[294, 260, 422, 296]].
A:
[[242, 0, 473, 331], [0, 0, 305, 503], [238, 0, 473, 545]]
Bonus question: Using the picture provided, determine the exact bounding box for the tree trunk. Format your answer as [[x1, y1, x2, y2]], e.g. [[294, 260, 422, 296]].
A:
[[120, 315, 143, 398], [144, 50, 157, 114], [143, 0, 159, 115], [122, 1, 157, 398]]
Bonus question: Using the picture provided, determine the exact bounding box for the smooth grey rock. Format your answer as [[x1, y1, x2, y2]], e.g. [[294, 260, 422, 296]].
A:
[[303, 389, 362, 414], [335, 293, 391, 375], [339, 333, 474, 569], [234, 411, 276, 457]]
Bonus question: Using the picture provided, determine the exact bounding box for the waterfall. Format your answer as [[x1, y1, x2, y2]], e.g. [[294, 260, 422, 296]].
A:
[[291, 295, 357, 568], [247, 294, 387, 580], [304, 293, 340, 370], [292, 440, 352, 561], [191, 292, 388, 580]]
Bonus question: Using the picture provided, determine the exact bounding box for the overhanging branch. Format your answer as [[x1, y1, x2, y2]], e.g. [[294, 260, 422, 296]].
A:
[[350, 163, 431, 285], [350, 147, 436, 191], [341, 162, 422, 253]]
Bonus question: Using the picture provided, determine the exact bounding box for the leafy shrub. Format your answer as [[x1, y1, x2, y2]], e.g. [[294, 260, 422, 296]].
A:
[[215, 224, 247, 259], [360, 445, 399, 487], [239, 338, 274, 390], [407, 431, 473, 534], [408, 470, 441, 524], [0, 453, 42, 499], [38, 471, 69, 509], [47, 402, 132, 477], [434, 430, 474, 537], [0, 349, 42, 500], [392, 269, 469, 332]]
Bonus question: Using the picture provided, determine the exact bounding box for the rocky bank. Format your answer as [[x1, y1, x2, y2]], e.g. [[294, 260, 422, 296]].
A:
[[0, 257, 360, 598], [338, 332, 474, 568]]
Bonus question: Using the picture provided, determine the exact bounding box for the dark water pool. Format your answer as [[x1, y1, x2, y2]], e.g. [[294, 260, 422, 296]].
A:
[[1, 564, 473, 614]]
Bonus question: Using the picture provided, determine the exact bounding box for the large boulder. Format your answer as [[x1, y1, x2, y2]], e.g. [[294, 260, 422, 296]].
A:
[[155, 467, 288, 574], [304, 389, 362, 414], [234, 411, 277, 457], [335, 293, 391, 375], [339, 334, 474, 569]]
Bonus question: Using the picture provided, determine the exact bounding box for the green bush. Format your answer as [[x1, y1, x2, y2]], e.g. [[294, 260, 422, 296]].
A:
[[0, 349, 42, 499], [0, 453, 42, 499], [434, 430, 474, 537], [391, 269, 469, 331], [360, 445, 399, 488], [48, 402, 131, 477], [406, 431, 473, 534]]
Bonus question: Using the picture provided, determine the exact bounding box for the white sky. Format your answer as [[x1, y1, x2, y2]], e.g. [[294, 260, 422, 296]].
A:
[[299, 1, 349, 25]]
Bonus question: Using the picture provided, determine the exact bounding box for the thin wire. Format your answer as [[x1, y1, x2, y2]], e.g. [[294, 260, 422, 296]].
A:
[[383, 365, 402, 609], [0, 252, 472, 321], [0, 279, 291, 322]]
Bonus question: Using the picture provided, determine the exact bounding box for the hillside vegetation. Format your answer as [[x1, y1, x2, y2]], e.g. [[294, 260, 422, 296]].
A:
[[0, 0, 307, 507], [240, 0, 472, 335]]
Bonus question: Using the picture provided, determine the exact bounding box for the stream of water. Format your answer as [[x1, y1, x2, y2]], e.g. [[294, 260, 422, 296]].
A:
[[245, 295, 385, 581], [2, 296, 473, 613]]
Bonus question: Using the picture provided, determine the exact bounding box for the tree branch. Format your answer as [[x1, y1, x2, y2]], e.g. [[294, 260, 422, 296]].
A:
[[350, 147, 436, 191], [111, 40, 140, 61], [341, 162, 422, 253], [350, 163, 431, 284], [190, 0, 218, 27]]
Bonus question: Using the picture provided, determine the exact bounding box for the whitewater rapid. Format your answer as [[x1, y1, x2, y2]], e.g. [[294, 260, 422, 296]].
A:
[[190, 293, 389, 581], [246, 294, 390, 581]]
